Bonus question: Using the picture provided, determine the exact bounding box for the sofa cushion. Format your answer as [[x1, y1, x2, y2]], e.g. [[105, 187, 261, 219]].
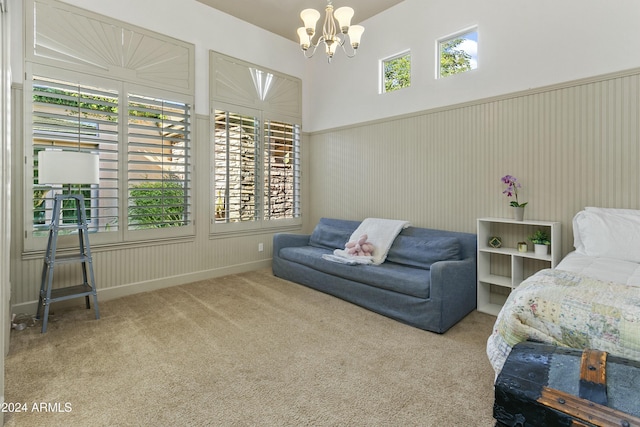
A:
[[309, 222, 352, 250], [386, 236, 461, 269], [279, 246, 431, 299]]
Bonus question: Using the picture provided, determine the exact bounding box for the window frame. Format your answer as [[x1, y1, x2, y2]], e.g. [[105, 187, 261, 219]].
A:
[[125, 85, 193, 238], [31, 73, 120, 240], [380, 50, 412, 94], [437, 26, 478, 79], [212, 104, 262, 233], [209, 51, 302, 235], [211, 103, 301, 235], [262, 111, 301, 226]]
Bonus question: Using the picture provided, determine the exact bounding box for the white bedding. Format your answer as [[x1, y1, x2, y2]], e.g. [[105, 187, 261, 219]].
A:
[[557, 251, 640, 287]]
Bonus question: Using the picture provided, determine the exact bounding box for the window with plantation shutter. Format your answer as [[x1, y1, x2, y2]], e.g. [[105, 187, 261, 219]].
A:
[[210, 51, 302, 232], [213, 110, 259, 223], [24, 1, 196, 250], [32, 76, 119, 236], [263, 119, 300, 220], [27, 73, 193, 250], [127, 94, 191, 230], [213, 110, 300, 227]]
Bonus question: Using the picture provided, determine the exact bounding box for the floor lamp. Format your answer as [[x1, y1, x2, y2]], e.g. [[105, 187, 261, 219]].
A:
[[36, 150, 100, 333]]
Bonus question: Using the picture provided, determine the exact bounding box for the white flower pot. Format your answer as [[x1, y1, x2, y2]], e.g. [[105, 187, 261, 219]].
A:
[[512, 206, 525, 221], [534, 244, 549, 256]]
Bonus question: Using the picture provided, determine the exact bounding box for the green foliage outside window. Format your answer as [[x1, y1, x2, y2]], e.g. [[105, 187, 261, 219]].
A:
[[440, 37, 472, 77], [383, 54, 411, 93], [33, 88, 118, 121], [128, 180, 186, 229], [33, 189, 91, 226]]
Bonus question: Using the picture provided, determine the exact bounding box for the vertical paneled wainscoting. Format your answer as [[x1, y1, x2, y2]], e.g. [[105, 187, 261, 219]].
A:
[[10, 111, 292, 312], [308, 68, 640, 259]]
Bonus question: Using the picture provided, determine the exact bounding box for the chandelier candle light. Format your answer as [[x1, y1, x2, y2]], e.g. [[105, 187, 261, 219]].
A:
[[297, 0, 365, 62]]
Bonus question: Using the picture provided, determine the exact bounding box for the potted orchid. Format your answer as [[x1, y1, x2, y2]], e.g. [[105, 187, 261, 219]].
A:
[[501, 175, 527, 221]]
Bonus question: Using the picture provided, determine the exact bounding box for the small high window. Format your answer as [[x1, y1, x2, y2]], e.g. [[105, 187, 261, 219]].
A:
[[438, 28, 477, 78], [381, 51, 411, 93]]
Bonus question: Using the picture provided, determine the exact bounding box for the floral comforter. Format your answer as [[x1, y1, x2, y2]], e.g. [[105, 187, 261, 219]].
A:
[[487, 268, 640, 376]]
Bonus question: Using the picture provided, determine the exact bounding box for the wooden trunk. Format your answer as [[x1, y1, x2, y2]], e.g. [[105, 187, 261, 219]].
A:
[[494, 341, 640, 427]]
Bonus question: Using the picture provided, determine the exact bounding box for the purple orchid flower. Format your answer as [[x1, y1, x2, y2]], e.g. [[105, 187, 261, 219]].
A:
[[501, 175, 527, 207]]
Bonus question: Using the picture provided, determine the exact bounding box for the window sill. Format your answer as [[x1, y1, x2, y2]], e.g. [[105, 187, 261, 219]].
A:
[[209, 223, 302, 240], [21, 234, 197, 260]]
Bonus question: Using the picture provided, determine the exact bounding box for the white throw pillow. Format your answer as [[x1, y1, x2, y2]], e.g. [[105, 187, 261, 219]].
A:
[[573, 210, 640, 263]]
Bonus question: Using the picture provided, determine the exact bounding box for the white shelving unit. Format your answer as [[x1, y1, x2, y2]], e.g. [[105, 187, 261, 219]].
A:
[[477, 217, 561, 316]]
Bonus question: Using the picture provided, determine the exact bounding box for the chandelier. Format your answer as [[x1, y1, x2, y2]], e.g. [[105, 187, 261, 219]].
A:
[[297, 0, 365, 62]]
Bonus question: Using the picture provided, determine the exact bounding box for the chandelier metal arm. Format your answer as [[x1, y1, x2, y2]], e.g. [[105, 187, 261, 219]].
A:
[[301, 34, 358, 62], [337, 37, 358, 58]]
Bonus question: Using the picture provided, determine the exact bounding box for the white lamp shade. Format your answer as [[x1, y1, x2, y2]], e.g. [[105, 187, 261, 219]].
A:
[[348, 25, 365, 47], [38, 151, 100, 185], [300, 8, 320, 31], [297, 27, 310, 49], [333, 7, 354, 32], [325, 39, 338, 57]]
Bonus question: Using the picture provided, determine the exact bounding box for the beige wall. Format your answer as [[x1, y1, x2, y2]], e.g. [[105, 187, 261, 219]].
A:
[[304, 1, 640, 132], [11, 67, 640, 311], [306, 67, 640, 257]]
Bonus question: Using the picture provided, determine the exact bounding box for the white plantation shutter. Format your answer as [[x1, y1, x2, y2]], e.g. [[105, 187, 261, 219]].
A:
[[213, 109, 259, 223], [127, 94, 192, 229], [263, 119, 300, 220], [29, 74, 194, 248], [32, 76, 119, 235], [213, 110, 301, 226]]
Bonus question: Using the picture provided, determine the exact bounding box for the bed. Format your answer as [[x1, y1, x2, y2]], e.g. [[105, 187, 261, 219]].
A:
[[487, 207, 640, 376]]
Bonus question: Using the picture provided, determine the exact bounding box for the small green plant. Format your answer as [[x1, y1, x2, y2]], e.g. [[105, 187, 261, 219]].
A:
[[528, 229, 550, 245]]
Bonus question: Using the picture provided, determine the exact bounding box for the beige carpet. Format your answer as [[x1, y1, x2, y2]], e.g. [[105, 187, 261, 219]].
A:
[[5, 269, 498, 426]]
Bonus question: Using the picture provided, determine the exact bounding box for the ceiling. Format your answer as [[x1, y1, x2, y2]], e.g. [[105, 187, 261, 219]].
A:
[[196, 0, 404, 42]]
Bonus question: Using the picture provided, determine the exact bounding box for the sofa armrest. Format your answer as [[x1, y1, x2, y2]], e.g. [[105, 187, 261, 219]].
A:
[[273, 233, 311, 257], [429, 257, 478, 330], [430, 257, 477, 299]]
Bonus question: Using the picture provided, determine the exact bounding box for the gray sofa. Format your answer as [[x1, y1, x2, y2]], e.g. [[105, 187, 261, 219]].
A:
[[272, 218, 477, 333]]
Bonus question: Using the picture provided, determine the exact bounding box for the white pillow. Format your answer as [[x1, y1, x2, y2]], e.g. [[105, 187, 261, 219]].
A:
[[585, 206, 640, 216], [573, 210, 640, 263], [572, 211, 585, 253], [575, 207, 640, 255]]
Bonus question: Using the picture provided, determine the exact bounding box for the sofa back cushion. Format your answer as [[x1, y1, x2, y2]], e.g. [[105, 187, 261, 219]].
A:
[[386, 236, 461, 269], [309, 222, 353, 250]]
